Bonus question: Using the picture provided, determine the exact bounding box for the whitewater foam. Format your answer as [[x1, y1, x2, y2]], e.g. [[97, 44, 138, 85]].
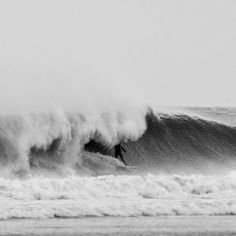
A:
[[0, 109, 147, 176], [1, 173, 236, 219]]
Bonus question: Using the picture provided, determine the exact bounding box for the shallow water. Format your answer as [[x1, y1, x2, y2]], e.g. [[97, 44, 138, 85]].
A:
[[1, 216, 236, 235]]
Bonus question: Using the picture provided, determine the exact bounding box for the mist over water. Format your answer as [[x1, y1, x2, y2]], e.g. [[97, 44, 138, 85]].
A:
[[1, 0, 236, 220], [1, 47, 236, 219], [0, 59, 147, 115]]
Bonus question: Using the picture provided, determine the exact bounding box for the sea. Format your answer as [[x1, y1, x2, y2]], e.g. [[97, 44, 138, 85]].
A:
[[1, 107, 236, 235]]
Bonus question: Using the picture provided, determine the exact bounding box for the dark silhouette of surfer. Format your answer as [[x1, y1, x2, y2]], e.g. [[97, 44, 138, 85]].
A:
[[114, 144, 127, 166]]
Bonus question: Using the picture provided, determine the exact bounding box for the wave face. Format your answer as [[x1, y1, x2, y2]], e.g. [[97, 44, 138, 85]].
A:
[[128, 112, 236, 172], [1, 108, 236, 176], [85, 110, 236, 173]]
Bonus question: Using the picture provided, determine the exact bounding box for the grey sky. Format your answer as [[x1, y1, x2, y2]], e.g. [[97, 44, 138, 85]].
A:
[[0, 0, 235, 111]]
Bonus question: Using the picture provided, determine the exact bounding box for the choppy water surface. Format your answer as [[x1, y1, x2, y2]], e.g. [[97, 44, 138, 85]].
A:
[[0, 107, 236, 218]]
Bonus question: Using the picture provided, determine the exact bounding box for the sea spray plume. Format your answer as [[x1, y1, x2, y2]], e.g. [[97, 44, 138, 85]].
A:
[[0, 46, 149, 115], [0, 112, 72, 176], [64, 108, 147, 157], [30, 108, 147, 175], [0, 106, 148, 176], [3, 107, 236, 176]]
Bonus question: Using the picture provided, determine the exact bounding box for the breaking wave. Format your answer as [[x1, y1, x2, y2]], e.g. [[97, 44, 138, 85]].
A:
[[1, 108, 236, 176], [1, 107, 236, 218], [0, 108, 147, 177]]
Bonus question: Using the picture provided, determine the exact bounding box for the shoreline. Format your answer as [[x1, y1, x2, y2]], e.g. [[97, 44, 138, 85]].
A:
[[0, 216, 236, 235]]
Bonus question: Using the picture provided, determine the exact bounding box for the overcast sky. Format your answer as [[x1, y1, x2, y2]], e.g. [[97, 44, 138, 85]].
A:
[[0, 0, 235, 111]]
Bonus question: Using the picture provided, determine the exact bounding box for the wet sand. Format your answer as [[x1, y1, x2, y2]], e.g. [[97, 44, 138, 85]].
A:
[[0, 216, 236, 236]]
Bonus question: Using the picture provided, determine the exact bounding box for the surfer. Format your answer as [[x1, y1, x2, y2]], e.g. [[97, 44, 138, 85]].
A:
[[114, 144, 127, 166]]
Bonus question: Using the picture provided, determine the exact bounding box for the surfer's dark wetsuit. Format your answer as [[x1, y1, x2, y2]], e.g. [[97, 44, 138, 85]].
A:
[[114, 144, 127, 166]]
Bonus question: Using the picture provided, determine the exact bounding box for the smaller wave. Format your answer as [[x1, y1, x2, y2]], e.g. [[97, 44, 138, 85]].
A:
[[0, 173, 236, 219]]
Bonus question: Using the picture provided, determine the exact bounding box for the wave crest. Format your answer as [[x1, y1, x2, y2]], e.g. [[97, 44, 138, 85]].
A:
[[1, 108, 236, 176], [0, 109, 147, 176]]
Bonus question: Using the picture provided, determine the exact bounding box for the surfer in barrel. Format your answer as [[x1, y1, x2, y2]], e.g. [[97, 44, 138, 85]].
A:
[[114, 144, 127, 166]]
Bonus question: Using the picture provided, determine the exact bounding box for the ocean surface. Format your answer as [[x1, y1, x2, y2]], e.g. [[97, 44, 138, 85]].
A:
[[1, 216, 236, 235], [1, 107, 236, 219]]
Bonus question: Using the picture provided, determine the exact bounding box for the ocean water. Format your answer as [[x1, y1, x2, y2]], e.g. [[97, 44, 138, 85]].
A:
[[0, 107, 236, 219], [1, 216, 236, 235]]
